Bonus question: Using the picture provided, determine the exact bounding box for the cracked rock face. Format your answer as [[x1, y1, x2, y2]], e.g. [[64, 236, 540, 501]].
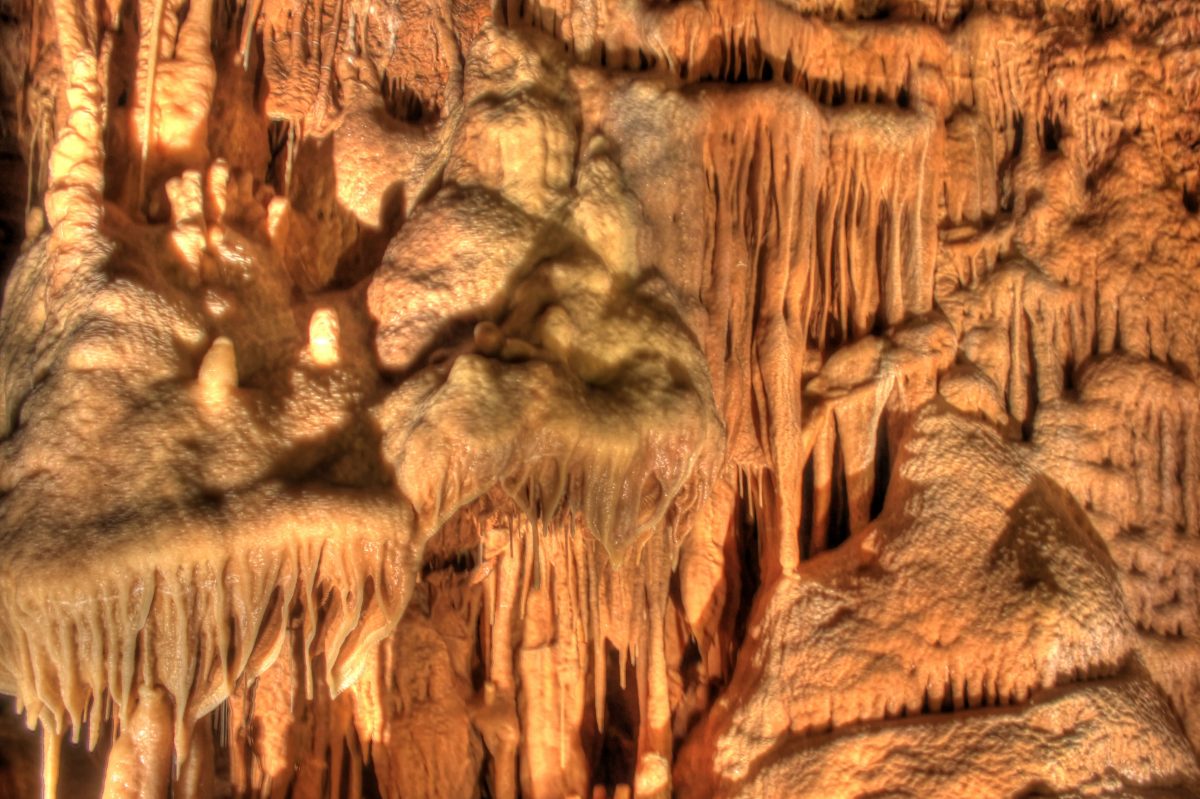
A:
[[1, 0, 1200, 796]]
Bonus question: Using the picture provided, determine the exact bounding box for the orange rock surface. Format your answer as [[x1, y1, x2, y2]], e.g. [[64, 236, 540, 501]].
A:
[[1, 0, 1199, 796]]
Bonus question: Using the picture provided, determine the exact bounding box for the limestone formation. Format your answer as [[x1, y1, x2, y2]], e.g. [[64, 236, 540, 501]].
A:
[[1, 0, 1200, 796]]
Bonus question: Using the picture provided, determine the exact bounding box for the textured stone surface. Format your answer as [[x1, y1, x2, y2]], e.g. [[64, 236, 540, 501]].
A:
[[1, 0, 1200, 796]]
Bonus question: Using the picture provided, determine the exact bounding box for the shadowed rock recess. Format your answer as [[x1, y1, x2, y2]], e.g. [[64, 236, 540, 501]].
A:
[[2, 0, 1200, 795]]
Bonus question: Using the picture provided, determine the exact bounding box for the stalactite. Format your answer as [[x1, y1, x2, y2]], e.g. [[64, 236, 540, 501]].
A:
[[697, 84, 938, 578], [138, 0, 166, 200], [512, 520, 589, 799], [4, 0, 1200, 795], [0, 490, 418, 777]]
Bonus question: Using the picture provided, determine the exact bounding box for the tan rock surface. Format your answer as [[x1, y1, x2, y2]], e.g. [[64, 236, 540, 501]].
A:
[[1, 0, 1200, 796]]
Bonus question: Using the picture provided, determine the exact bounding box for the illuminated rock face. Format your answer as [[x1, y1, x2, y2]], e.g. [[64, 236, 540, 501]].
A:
[[2, 0, 1200, 796]]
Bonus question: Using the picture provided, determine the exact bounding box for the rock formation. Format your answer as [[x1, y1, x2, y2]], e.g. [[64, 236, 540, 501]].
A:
[[1, 0, 1199, 796]]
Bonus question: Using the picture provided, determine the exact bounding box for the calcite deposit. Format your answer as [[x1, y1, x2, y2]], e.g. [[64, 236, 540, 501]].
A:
[[1, 0, 1200, 796]]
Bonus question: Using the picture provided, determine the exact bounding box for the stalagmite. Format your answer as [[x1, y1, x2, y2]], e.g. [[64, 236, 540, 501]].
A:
[[102, 686, 174, 799], [2, 0, 1200, 796]]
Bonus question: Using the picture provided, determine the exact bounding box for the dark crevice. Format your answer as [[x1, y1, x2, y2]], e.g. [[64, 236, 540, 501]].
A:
[[421, 549, 478, 578], [1041, 113, 1060, 152], [265, 119, 292, 190], [380, 71, 439, 124], [730, 492, 761, 672], [1088, 1, 1120, 31], [1183, 184, 1199, 214], [361, 761, 384, 799], [591, 644, 640, 793], [1020, 310, 1038, 441], [797, 427, 856, 558], [0, 146, 24, 285], [826, 430, 853, 551], [800, 455, 816, 560], [870, 411, 891, 521]]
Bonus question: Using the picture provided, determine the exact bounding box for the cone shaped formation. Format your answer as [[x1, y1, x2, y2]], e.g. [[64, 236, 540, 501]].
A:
[[1, 0, 1200, 796]]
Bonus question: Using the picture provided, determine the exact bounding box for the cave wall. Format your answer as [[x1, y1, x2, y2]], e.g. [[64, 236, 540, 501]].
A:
[[1, 0, 1200, 796]]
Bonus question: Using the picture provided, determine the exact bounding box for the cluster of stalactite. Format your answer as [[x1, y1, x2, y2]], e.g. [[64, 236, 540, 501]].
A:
[[3, 0, 1200, 795]]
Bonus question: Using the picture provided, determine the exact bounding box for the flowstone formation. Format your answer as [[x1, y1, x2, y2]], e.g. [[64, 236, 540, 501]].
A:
[[2, 0, 1200, 796]]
